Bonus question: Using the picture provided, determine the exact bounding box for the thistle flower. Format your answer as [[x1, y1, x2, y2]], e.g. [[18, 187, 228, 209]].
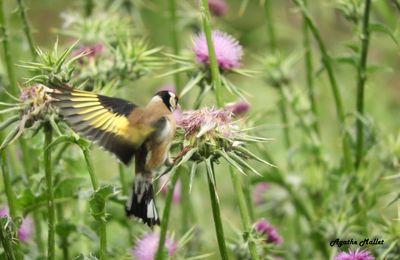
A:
[[225, 101, 251, 117], [178, 107, 234, 139], [0, 207, 33, 242], [133, 232, 177, 260], [19, 84, 54, 125], [72, 43, 105, 64], [160, 175, 182, 204], [335, 249, 375, 260], [205, 0, 228, 16], [0, 84, 57, 150], [173, 106, 271, 176], [253, 182, 269, 204], [254, 219, 283, 245], [193, 30, 243, 70]]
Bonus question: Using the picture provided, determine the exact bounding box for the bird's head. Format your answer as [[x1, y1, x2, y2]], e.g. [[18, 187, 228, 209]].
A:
[[154, 91, 179, 112]]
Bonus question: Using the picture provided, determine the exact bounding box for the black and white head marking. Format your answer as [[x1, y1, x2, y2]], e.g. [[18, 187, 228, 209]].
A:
[[155, 91, 179, 112]]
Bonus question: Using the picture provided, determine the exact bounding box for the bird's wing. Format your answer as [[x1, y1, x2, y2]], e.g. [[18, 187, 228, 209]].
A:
[[50, 86, 155, 164]]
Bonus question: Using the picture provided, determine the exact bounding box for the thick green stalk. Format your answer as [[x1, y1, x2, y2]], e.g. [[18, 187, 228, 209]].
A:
[[206, 161, 228, 260], [0, 0, 17, 95], [16, 0, 36, 59], [264, 0, 276, 51], [200, 0, 223, 107], [56, 204, 70, 260], [44, 124, 55, 260], [155, 172, 180, 260], [278, 86, 292, 151], [81, 146, 107, 260], [243, 178, 254, 221], [230, 169, 259, 260], [303, 0, 320, 137], [168, 0, 182, 91], [1, 153, 17, 219], [0, 223, 16, 260], [355, 0, 372, 169], [292, 0, 352, 172], [0, 150, 23, 259]]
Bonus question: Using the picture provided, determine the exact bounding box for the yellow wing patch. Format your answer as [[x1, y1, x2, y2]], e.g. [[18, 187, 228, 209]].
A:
[[50, 86, 150, 164]]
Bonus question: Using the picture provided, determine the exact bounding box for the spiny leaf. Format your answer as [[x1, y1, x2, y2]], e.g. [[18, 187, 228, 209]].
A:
[[179, 72, 204, 97], [233, 146, 275, 167], [89, 185, 118, 222], [216, 150, 246, 176], [369, 23, 399, 46], [229, 151, 261, 176]]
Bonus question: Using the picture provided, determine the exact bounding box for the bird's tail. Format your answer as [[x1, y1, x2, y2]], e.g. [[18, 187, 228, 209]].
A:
[[125, 175, 160, 226]]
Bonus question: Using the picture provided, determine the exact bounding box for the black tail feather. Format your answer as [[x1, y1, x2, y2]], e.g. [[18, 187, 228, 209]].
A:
[[125, 176, 160, 226]]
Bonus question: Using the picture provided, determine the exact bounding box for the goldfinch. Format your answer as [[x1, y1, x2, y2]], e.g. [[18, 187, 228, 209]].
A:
[[50, 85, 178, 226]]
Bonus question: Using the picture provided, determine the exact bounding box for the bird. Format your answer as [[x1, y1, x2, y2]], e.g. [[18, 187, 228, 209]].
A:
[[49, 85, 179, 226]]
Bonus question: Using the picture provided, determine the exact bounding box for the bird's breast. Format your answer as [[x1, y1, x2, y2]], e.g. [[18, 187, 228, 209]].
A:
[[154, 118, 173, 143]]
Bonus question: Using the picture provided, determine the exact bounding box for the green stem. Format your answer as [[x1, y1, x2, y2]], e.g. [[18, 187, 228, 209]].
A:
[[230, 169, 259, 260], [1, 152, 17, 219], [292, 0, 352, 172], [80, 145, 107, 260], [243, 178, 255, 221], [278, 86, 292, 151], [206, 160, 229, 260], [0, 150, 23, 259], [0, 0, 18, 95], [0, 222, 16, 260], [264, 0, 277, 51], [355, 0, 372, 169], [56, 204, 70, 260], [16, 0, 36, 59], [168, 0, 182, 92], [303, 0, 320, 137], [44, 124, 55, 260], [200, 0, 223, 107], [155, 171, 180, 260], [264, 0, 293, 168], [84, 0, 94, 17]]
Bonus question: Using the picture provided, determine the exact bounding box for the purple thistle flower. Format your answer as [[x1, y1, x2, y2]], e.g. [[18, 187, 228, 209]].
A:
[[255, 219, 283, 245], [0, 207, 8, 218], [225, 101, 251, 117], [72, 43, 105, 63], [133, 232, 177, 260], [208, 0, 228, 16], [160, 175, 182, 204], [177, 107, 234, 138], [193, 30, 243, 70], [253, 182, 269, 205], [335, 249, 375, 260], [18, 217, 33, 242], [0, 207, 33, 242]]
